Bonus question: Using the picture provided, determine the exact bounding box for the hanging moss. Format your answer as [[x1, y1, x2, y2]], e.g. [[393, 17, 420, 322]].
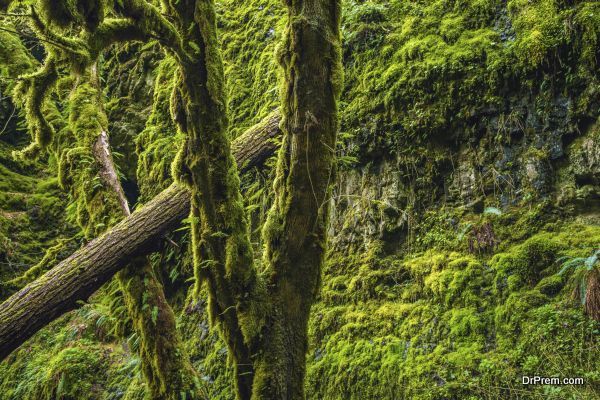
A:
[[56, 76, 122, 238], [119, 259, 206, 400], [217, 0, 283, 138], [135, 56, 180, 201]]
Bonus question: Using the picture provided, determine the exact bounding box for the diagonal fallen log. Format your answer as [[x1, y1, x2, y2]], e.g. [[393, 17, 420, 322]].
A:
[[0, 111, 281, 360]]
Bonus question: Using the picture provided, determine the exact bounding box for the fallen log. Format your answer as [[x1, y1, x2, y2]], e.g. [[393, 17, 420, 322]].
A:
[[0, 111, 281, 360]]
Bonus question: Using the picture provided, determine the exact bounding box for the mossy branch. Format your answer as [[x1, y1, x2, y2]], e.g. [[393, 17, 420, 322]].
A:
[[118, 0, 190, 63], [30, 6, 92, 70], [0, 111, 282, 361], [12, 54, 59, 159]]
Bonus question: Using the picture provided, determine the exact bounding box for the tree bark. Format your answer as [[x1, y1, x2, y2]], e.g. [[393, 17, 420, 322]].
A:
[[0, 111, 281, 361], [252, 0, 342, 397]]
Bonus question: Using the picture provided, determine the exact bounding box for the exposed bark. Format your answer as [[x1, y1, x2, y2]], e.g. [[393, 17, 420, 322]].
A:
[[0, 111, 281, 361], [92, 129, 131, 216]]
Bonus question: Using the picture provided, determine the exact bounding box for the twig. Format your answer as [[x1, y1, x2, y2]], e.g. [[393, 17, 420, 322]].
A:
[[0, 26, 72, 52]]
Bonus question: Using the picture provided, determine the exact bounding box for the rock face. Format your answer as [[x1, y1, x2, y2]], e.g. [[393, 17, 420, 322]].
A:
[[570, 123, 600, 184], [330, 158, 410, 253], [330, 90, 599, 254]]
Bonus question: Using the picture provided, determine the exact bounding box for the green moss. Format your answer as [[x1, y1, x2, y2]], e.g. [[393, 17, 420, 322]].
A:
[[340, 0, 599, 157], [2, 0, 600, 398], [0, 142, 73, 290], [0, 29, 35, 79], [135, 56, 179, 201], [41, 342, 108, 399], [118, 260, 205, 400], [57, 77, 123, 238], [0, 304, 126, 400], [308, 223, 600, 399], [217, 0, 283, 137]]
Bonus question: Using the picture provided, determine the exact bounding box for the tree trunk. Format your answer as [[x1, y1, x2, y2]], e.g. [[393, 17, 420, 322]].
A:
[[252, 0, 342, 397], [0, 111, 280, 361]]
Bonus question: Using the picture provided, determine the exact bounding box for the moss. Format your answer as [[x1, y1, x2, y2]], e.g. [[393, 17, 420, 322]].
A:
[[536, 274, 565, 296], [135, 56, 179, 201], [57, 77, 123, 239], [41, 341, 108, 399], [217, 0, 283, 138], [308, 223, 600, 399], [118, 259, 205, 400], [0, 141, 73, 291], [340, 0, 599, 159], [0, 28, 35, 79], [2, 0, 600, 398], [0, 307, 150, 400]]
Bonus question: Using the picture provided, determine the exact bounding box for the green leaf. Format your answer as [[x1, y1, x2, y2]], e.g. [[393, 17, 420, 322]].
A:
[[457, 223, 473, 241], [151, 306, 159, 325], [188, 42, 200, 54], [210, 231, 229, 238], [558, 257, 586, 275], [584, 253, 598, 270], [483, 207, 502, 216]]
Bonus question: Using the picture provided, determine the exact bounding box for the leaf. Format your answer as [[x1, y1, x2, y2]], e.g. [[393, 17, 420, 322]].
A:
[[169, 268, 180, 283], [245, 204, 261, 213], [558, 257, 586, 275], [188, 42, 200, 54], [483, 207, 502, 216], [210, 231, 229, 239], [457, 223, 473, 241], [584, 253, 598, 270], [555, 255, 571, 265], [57, 374, 65, 397], [139, 40, 158, 52], [198, 259, 218, 269], [151, 306, 159, 325]]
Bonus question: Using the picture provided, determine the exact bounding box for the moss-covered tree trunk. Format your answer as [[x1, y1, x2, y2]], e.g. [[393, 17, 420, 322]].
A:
[[164, 0, 264, 397], [118, 258, 202, 399], [250, 0, 342, 398], [0, 184, 188, 360], [8, 55, 202, 396]]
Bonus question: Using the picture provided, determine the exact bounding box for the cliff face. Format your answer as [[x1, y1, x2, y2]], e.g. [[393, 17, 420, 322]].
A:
[[0, 0, 599, 399]]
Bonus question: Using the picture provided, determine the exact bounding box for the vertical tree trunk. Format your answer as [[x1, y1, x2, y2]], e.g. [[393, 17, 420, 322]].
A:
[[72, 67, 203, 399], [164, 1, 264, 397], [252, 0, 343, 398]]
